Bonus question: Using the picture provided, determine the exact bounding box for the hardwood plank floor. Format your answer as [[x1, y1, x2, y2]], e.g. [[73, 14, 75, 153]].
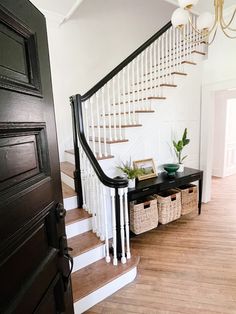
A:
[[87, 175, 236, 313]]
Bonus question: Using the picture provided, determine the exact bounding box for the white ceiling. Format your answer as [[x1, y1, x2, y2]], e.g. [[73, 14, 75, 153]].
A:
[[30, 0, 77, 15], [169, 0, 236, 13], [30, 0, 236, 17]]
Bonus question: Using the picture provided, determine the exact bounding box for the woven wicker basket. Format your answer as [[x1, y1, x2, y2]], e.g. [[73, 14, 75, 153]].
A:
[[130, 197, 158, 235], [154, 189, 181, 224], [178, 184, 198, 215]]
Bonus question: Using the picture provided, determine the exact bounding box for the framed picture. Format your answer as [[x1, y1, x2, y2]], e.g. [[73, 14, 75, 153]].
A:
[[133, 158, 157, 181]]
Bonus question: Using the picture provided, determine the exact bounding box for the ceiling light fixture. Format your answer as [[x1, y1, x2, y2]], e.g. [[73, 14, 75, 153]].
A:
[[171, 0, 236, 44]]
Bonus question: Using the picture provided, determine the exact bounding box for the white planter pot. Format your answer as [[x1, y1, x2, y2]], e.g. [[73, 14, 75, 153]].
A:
[[128, 179, 135, 188], [177, 163, 184, 172]]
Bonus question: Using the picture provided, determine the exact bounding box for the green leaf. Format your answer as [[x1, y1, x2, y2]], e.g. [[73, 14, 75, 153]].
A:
[[181, 155, 188, 162]]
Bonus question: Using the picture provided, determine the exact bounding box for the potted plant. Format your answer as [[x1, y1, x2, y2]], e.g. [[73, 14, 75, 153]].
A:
[[117, 159, 144, 188], [172, 128, 190, 172]]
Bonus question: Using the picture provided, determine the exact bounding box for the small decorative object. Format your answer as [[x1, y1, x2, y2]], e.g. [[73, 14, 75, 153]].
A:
[[117, 159, 144, 188], [163, 163, 180, 177], [133, 158, 157, 181], [172, 128, 190, 172]]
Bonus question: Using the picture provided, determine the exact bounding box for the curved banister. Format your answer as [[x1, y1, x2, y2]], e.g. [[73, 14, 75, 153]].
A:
[[71, 94, 128, 188], [81, 21, 172, 102]]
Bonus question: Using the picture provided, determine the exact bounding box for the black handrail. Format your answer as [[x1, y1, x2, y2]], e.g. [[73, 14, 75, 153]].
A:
[[71, 94, 128, 188], [81, 21, 172, 102]]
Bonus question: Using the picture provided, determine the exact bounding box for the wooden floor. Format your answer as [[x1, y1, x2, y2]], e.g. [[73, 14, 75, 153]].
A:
[[87, 175, 236, 313]]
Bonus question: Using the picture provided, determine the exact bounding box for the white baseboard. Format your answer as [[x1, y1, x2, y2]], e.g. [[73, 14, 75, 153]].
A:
[[66, 217, 92, 239], [61, 172, 75, 190], [64, 196, 78, 210], [73, 244, 106, 273], [73, 267, 137, 314]]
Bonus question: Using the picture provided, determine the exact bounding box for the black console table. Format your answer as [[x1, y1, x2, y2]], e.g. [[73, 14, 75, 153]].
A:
[[128, 167, 203, 215]]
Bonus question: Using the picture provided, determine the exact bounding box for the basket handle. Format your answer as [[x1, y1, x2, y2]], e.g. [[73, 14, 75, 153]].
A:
[[189, 188, 193, 193], [171, 195, 176, 201], [144, 201, 151, 208]]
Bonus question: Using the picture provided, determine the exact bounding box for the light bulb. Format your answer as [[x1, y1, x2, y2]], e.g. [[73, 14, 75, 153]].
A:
[[197, 12, 214, 30], [178, 0, 199, 9], [171, 8, 190, 28]]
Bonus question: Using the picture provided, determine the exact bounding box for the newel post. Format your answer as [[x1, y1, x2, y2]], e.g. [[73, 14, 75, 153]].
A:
[[70, 96, 83, 208]]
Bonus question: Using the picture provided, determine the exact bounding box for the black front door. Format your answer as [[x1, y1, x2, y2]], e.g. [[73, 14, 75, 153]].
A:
[[0, 0, 74, 313]]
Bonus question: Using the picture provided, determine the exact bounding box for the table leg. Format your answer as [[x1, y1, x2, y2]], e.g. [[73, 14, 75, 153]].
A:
[[198, 177, 203, 215]]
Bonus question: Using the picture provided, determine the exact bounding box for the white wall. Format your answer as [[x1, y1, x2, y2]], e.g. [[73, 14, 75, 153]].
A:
[[225, 97, 236, 176], [200, 7, 236, 201], [43, 0, 176, 160], [212, 91, 228, 177]]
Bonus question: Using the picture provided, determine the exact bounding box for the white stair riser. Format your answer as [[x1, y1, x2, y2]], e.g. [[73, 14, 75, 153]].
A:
[[64, 196, 78, 210], [73, 267, 137, 314], [66, 217, 92, 238], [102, 113, 139, 126], [73, 244, 106, 273], [61, 171, 75, 189]]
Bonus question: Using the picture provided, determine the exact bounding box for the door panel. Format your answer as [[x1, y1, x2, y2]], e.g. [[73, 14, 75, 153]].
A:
[[0, 0, 74, 313]]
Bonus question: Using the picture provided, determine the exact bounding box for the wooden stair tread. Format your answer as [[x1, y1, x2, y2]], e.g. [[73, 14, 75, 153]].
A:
[[103, 110, 155, 116], [68, 231, 103, 258], [192, 50, 206, 56], [113, 96, 165, 106], [89, 137, 129, 144], [65, 149, 114, 161], [65, 208, 91, 226], [160, 83, 177, 87], [96, 153, 114, 160], [60, 161, 75, 178], [92, 124, 142, 128], [72, 255, 140, 301], [171, 71, 187, 76], [62, 182, 76, 199], [181, 60, 197, 65]]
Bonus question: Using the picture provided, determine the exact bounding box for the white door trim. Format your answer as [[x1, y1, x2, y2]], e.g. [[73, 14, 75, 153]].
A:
[[200, 78, 236, 203]]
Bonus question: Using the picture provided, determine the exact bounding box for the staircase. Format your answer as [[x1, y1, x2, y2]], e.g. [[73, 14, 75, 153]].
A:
[[61, 169, 139, 313], [61, 18, 207, 313]]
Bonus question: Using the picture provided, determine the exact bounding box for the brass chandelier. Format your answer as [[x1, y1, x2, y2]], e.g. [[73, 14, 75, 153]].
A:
[[171, 0, 236, 44]]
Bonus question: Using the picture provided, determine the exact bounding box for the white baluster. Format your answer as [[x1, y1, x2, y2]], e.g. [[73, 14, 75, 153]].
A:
[[136, 56, 140, 111], [110, 188, 118, 266], [165, 30, 168, 85], [127, 63, 132, 124], [161, 34, 165, 92], [107, 82, 112, 141], [157, 38, 161, 97], [132, 60, 136, 123], [154, 40, 157, 97], [141, 51, 145, 109], [91, 172, 97, 233], [118, 188, 126, 264], [95, 176, 101, 238], [103, 186, 111, 263], [124, 187, 131, 259], [90, 96, 96, 154], [122, 68, 127, 125], [145, 48, 148, 109], [117, 72, 123, 139], [101, 87, 107, 157], [96, 91, 102, 158], [149, 44, 153, 97], [112, 77, 117, 141]]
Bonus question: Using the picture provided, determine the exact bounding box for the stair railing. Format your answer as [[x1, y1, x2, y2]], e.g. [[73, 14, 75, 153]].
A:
[[71, 17, 204, 266]]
